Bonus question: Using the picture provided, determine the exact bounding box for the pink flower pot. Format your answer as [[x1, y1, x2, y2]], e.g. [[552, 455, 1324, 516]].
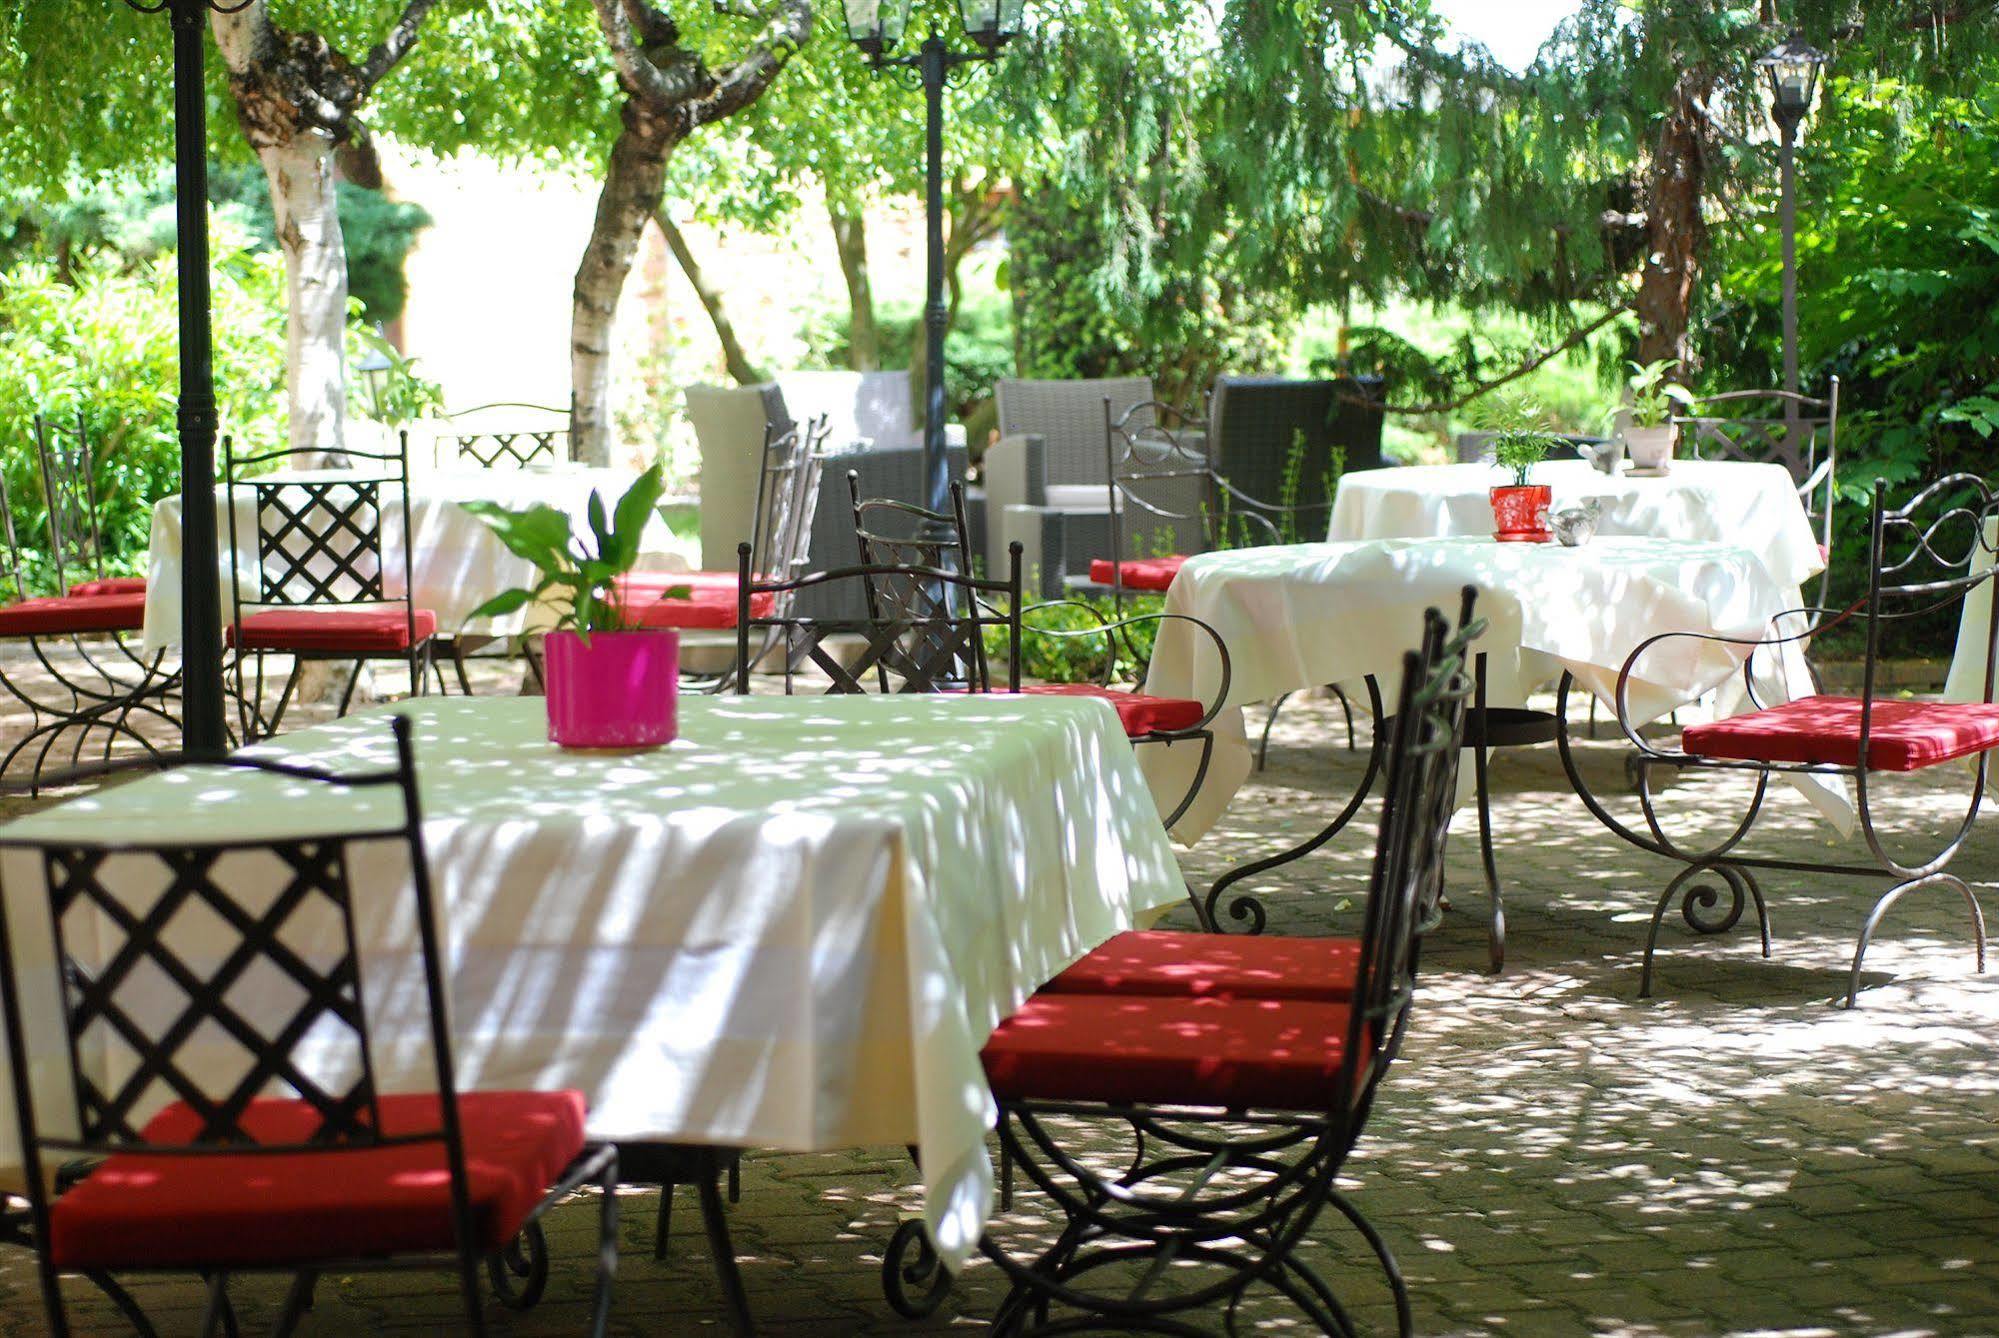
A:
[[1490, 484, 1554, 543], [543, 629, 679, 750]]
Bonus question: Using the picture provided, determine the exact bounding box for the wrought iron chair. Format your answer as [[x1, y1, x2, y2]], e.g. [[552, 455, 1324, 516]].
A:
[[949, 595, 1477, 1336], [222, 433, 438, 739], [436, 401, 572, 469], [0, 715, 619, 1337], [1593, 473, 1994, 1006], [1673, 378, 1840, 607], [846, 473, 1231, 830], [0, 419, 177, 793], [618, 415, 829, 691]]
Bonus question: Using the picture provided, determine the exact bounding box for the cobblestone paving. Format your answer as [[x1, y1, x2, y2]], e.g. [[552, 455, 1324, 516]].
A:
[[1, 657, 1996, 1336]]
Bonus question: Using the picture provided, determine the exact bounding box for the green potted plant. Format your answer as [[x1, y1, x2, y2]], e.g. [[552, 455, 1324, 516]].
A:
[[462, 463, 688, 749], [1614, 358, 1695, 473], [1477, 398, 1559, 542]]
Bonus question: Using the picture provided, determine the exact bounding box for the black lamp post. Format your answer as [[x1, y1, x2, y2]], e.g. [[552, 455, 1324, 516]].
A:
[[1758, 33, 1828, 406], [123, 0, 252, 760], [842, 0, 1026, 522]]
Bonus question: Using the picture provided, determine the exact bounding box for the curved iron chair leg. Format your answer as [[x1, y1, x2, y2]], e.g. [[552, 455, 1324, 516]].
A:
[[84, 1270, 161, 1337], [1257, 693, 1293, 771], [1471, 676, 1506, 975], [1326, 1189, 1411, 1338], [1847, 874, 1988, 1009]]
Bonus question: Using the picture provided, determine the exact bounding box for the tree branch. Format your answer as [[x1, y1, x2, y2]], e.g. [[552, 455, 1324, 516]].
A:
[[356, 0, 442, 94], [590, 0, 700, 107], [691, 0, 812, 129], [1369, 305, 1633, 416]]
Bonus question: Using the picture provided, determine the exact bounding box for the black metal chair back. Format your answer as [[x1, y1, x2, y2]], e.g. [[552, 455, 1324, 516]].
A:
[[32, 412, 113, 592], [222, 435, 419, 623], [0, 464, 29, 605], [438, 402, 571, 469], [1339, 589, 1479, 1129], [735, 540, 1022, 695], [846, 473, 987, 692], [1863, 474, 1999, 708], [749, 414, 828, 589], [0, 717, 485, 1324], [1675, 379, 1840, 584]]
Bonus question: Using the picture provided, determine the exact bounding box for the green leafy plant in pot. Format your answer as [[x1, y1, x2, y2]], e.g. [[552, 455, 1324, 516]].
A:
[[1476, 398, 1559, 543], [462, 463, 689, 749], [1612, 359, 1695, 473]]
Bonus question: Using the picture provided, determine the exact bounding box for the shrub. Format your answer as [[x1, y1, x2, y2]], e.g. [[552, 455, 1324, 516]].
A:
[[982, 591, 1165, 685], [0, 223, 290, 592]]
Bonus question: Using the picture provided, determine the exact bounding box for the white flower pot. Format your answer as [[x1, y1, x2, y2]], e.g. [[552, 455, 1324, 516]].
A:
[[1623, 424, 1677, 472]]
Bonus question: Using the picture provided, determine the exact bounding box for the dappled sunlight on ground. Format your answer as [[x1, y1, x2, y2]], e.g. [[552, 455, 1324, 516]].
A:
[[0, 664, 1994, 1335]]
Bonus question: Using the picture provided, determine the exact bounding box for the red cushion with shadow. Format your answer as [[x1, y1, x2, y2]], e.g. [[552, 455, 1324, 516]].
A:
[[620, 585, 775, 631], [48, 1090, 587, 1272], [0, 592, 147, 636], [1681, 694, 1999, 772], [982, 993, 1354, 1113], [67, 577, 148, 598], [1017, 683, 1204, 736], [1088, 555, 1188, 592], [1044, 929, 1361, 1003], [228, 608, 438, 653]]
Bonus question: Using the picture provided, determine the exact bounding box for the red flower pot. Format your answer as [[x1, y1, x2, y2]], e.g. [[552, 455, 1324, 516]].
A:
[[543, 629, 679, 749], [1490, 485, 1554, 543]]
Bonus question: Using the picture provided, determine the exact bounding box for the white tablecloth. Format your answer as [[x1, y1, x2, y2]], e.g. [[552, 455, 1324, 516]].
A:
[[1140, 536, 1825, 841], [141, 465, 691, 651], [1331, 459, 1826, 594], [0, 694, 1184, 1269]]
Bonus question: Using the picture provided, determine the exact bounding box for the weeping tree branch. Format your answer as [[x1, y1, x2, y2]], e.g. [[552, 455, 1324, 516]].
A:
[[656, 206, 766, 385], [1365, 304, 1633, 415]]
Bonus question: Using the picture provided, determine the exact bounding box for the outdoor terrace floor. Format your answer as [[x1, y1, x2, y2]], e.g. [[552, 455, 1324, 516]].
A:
[[0, 658, 1995, 1336]]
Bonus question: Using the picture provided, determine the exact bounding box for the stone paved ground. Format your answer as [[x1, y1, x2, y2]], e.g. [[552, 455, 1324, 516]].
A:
[[0, 652, 1996, 1335]]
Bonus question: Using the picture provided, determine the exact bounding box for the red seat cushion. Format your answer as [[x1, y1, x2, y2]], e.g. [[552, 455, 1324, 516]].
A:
[[0, 592, 147, 636], [1044, 930, 1361, 1003], [614, 572, 775, 630], [982, 993, 1355, 1113], [1088, 555, 1188, 592], [48, 1090, 588, 1272], [1018, 683, 1205, 736], [1682, 695, 1999, 772], [228, 607, 438, 653], [66, 576, 148, 598]]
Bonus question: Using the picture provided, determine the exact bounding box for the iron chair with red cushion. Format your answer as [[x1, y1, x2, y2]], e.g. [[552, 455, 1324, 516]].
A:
[[955, 599, 1476, 1337], [1602, 473, 1995, 1006], [847, 472, 1232, 830], [0, 417, 177, 793], [0, 715, 619, 1337], [223, 433, 439, 740]]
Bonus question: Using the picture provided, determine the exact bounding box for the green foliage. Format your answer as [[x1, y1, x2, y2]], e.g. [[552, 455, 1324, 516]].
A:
[[985, 594, 1165, 686], [351, 326, 445, 428], [1705, 59, 1999, 645], [1471, 396, 1557, 487], [462, 464, 681, 639], [0, 165, 431, 324], [1617, 359, 1694, 429], [0, 225, 290, 594]]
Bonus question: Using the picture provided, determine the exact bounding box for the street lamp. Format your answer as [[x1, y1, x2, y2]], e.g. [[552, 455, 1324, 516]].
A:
[[119, 0, 256, 760], [842, 0, 1026, 524], [1758, 34, 1828, 405]]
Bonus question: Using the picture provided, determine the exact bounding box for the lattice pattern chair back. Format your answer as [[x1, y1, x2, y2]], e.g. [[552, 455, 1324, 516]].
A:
[[846, 473, 986, 690], [1675, 380, 1840, 585], [0, 716, 465, 1171], [436, 401, 571, 469], [223, 437, 416, 613], [32, 412, 112, 590], [735, 541, 1022, 695]]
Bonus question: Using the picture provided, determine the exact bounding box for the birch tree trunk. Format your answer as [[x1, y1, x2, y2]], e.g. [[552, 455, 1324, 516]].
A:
[[571, 108, 678, 466], [261, 134, 350, 463]]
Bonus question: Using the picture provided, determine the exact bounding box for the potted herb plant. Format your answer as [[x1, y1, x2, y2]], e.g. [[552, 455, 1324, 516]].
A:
[[462, 463, 688, 749], [1615, 359, 1695, 473], [1477, 399, 1559, 542]]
